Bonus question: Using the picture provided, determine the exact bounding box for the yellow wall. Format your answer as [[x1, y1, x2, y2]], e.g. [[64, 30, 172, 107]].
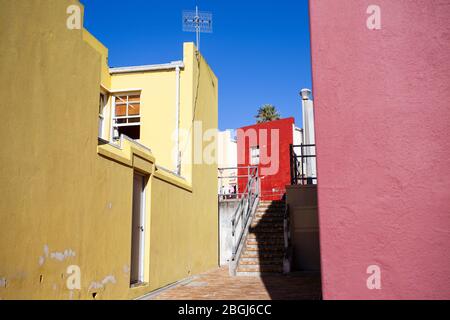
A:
[[111, 70, 180, 176], [82, 29, 111, 88], [149, 46, 219, 289], [109, 43, 212, 183], [0, 0, 218, 299]]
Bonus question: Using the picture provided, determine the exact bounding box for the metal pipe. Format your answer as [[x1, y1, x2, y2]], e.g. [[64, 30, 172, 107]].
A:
[[300, 89, 316, 184]]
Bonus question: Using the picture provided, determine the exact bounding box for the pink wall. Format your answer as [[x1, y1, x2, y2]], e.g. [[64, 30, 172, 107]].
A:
[[309, 0, 450, 299]]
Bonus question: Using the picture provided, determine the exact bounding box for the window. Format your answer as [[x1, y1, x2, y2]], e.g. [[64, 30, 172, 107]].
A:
[[98, 93, 107, 139], [113, 93, 141, 140], [250, 146, 260, 165]]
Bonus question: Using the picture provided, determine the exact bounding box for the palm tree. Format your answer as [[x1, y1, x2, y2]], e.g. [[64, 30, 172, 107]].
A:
[[255, 104, 281, 123]]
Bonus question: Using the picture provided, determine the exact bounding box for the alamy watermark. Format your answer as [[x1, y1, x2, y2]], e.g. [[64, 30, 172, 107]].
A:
[[66, 4, 82, 30], [366, 265, 382, 290], [66, 265, 81, 290], [173, 122, 280, 175], [367, 5, 381, 30]]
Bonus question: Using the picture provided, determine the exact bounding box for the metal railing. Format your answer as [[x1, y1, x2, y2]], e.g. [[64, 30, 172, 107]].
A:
[[229, 166, 260, 272], [290, 144, 317, 185], [283, 203, 292, 273], [218, 166, 259, 200]]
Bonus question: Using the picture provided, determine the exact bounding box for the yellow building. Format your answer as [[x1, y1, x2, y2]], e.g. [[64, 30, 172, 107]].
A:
[[0, 0, 218, 299]]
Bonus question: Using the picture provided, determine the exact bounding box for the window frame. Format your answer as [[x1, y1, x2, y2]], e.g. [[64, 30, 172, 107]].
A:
[[250, 146, 260, 165], [98, 92, 108, 139], [111, 91, 142, 140]]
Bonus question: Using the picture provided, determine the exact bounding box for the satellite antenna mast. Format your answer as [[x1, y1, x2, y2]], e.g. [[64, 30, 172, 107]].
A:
[[182, 6, 213, 51]]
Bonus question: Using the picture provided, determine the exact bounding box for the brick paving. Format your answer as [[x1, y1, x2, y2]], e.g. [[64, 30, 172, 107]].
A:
[[148, 267, 322, 300]]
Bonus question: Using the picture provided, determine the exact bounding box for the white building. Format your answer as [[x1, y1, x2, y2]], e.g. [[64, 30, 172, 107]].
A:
[[217, 130, 238, 197]]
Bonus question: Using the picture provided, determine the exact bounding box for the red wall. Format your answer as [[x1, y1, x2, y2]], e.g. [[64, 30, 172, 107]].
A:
[[310, 0, 450, 299], [237, 118, 294, 201]]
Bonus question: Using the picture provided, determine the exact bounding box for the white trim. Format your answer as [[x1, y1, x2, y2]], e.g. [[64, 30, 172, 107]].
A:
[[130, 172, 147, 285], [175, 65, 181, 174], [114, 115, 140, 120], [98, 93, 107, 139], [112, 94, 142, 134], [114, 123, 141, 128], [110, 88, 142, 94], [139, 173, 146, 283], [110, 61, 185, 74], [110, 96, 116, 142], [100, 84, 110, 94], [100, 84, 142, 94], [250, 146, 260, 166]]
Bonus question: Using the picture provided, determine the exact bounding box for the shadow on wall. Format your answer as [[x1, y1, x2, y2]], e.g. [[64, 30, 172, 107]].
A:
[[244, 195, 322, 300]]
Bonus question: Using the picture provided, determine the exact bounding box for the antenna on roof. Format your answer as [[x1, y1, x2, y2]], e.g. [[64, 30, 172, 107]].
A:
[[182, 6, 213, 51]]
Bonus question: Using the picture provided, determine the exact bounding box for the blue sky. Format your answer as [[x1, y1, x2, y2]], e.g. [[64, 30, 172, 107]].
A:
[[82, 0, 312, 130]]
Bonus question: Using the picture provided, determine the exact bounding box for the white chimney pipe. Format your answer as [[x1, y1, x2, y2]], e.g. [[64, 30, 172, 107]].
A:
[[300, 88, 317, 184]]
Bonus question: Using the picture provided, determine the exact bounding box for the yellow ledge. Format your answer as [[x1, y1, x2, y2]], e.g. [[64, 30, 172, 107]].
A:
[[98, 136, 192, 192], [154, 168, 193, 193], [97, 136, 155, 174]]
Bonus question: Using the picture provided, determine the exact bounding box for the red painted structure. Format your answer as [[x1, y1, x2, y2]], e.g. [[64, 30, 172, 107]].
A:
[[310, 0, 450, 299], [237, 118, 295, 201]]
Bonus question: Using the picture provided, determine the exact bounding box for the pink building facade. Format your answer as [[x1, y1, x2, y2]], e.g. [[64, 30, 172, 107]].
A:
[[309, 0, 450, 299]]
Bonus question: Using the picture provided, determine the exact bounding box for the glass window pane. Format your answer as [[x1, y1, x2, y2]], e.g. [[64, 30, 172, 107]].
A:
[[115, 105, 127, 117], [128, 117, 140, 123], [128, 95, 140, 102], [128, 103, 140, 115], [115, 96, 128, 103]]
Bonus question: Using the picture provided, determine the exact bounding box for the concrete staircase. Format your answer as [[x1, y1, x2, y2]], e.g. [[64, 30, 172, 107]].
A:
[[236, 200, 286, 276]]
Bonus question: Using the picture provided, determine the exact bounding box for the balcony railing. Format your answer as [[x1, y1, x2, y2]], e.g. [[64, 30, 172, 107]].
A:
[[290, 144, 317, 185], [218, 166, 258, 200]]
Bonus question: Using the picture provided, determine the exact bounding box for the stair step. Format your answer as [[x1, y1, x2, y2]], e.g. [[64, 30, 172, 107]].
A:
[[244, 246, 284, 253], [258, 202, 285, 206], [257, 206, 285, 212], [250, 221, 284, 228], [254, 215, 284, 221], [241, 252, 284, 259], [246, 239, 284, 246], [236, 265, 283, 273], [257, 208, 285, 212], [251, 221, 284, 227], [247, 233, 284, 240], [255, 210, 284, 215], [253, 215, 284, 221], [245, 244, 284, 250], [258, 202, 285, 207], [256, 211, 284, 217], [239, 260, 283, 266], [248, 226, 284, 233]]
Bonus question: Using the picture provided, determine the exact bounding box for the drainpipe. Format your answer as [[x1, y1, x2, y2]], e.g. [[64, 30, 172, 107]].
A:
[[175, 65, 181, 175], [109, 60, 184, 173], [300, 89, 316, 184]]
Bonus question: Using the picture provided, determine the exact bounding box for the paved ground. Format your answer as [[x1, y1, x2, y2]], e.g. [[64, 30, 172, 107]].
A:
[[147, 267, 322, 300]]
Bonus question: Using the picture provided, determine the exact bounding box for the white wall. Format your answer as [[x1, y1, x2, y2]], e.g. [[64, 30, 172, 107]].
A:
[[218, 130, 238, 194]]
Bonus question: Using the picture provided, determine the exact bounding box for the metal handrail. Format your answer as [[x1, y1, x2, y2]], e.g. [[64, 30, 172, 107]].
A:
[[219, 166, 259, 171], [230, 167, 257, 225], [217, 166, 258, 199], [283, 203, 292, 273], [230, 166, 259, 262]]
